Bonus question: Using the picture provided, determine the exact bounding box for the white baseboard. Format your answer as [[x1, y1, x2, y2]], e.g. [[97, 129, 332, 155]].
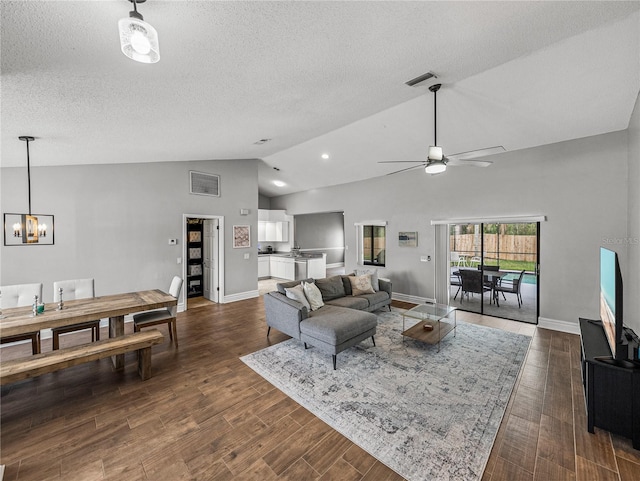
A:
[[223, 290, 259, 303], [538, 317, 580, 335], [392, 292, 435, 305]]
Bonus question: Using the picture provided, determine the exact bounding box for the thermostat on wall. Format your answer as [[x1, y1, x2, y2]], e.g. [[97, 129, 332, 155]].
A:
[[168, 239, 178, 245]]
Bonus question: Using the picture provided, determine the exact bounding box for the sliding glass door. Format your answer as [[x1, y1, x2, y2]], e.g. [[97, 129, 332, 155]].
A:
[[448, 222, 539, 323]]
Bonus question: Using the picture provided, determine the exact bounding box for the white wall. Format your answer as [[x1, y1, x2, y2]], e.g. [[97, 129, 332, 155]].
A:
[[627, 92, 640, 335], [271, 131, 629, 327], [1, 159, 259, 303]]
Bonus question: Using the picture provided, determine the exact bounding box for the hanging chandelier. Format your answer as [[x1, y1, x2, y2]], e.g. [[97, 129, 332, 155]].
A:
[[3, 137, 55, 246]]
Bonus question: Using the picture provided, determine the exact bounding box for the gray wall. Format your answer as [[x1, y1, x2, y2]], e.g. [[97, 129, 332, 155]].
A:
[[258, 193, 271, 209], [294, 212, 345, 265], [271, 131, 630, 327], [627, 92, 640, 335], [1, 159, 259, 303]]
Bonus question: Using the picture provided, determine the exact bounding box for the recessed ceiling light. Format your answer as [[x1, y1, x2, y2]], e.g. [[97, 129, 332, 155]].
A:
[[321, 153, 330, 160], [273, 180, 286, 187]]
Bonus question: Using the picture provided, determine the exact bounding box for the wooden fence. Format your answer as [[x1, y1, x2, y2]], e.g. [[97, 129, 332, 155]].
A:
[[450, 234, 536, 262]]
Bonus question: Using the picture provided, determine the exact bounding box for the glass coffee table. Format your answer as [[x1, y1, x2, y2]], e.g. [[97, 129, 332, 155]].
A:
[[401, 303, 457, 352]]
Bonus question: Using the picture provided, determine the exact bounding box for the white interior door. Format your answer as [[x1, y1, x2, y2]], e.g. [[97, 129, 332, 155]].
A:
[[203, 219, 219, 302]]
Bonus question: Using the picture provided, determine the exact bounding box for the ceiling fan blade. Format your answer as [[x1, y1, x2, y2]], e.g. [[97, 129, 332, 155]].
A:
[[446, 145, 505, 161], [446, 158, 492, 168], [378, 160, 425, 164], [384, 164, 426, 175]]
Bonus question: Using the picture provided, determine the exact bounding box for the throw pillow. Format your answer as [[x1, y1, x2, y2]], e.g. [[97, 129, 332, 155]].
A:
[[354, 268, 379, 291], [302, 281, 324, 311], [285, 284, 310, 310], [314, 276, 346, 301], [349, 275, 376, 296]]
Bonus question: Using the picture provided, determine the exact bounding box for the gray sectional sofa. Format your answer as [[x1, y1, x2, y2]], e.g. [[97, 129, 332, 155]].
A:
[[264, 275, 392, 369]]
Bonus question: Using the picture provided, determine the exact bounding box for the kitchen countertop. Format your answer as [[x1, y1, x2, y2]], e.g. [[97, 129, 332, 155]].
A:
[[258, 252, 324, 259]]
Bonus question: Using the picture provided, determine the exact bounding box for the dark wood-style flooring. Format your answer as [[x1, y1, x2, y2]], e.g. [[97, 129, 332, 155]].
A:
[[1, 297, 638, 480]]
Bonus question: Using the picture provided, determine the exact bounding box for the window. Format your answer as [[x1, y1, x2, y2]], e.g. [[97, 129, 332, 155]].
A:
[[360, 224, 386, 267]]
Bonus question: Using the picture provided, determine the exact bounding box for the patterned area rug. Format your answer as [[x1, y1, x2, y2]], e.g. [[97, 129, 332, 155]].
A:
[[241, 310, 531, 481]]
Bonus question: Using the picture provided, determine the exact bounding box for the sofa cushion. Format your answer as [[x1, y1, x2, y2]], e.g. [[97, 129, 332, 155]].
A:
[[303, 281, 324, 311], [359, 291, 390, 308], [277, 278, 313, 294], [349, 275, 376, 296], [315, 276, 346, 301], [324, 296, 369, 310], [285, 284, 310, 310], [354, 268, 379, 291], [302, 306, 377, 345], [341, 275, 353, 296]]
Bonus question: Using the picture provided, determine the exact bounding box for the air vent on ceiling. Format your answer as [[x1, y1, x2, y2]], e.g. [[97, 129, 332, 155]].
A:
[[405, 71, 437, 87], [190, 171, 220, 197]]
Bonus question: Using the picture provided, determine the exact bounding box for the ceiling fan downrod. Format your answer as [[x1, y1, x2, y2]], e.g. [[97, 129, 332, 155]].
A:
[[429, 83, 441, 146]]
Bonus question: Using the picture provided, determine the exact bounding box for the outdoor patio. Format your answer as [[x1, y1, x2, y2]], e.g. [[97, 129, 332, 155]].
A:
[[448, 268, 537, 324]]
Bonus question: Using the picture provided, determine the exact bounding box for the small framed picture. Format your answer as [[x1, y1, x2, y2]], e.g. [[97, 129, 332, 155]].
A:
[[398, 231, 418, 247], [233, 225, 250, 248]]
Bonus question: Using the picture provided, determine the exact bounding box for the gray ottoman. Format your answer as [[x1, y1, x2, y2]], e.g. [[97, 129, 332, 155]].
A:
[[299, 305, 377, 369]]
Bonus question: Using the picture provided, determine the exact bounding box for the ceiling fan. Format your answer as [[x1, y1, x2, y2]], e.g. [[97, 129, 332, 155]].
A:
[[379, 83, 505, 175]]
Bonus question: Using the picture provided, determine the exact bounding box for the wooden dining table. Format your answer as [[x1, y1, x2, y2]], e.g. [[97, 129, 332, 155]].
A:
[[0, 289, 177, 369]]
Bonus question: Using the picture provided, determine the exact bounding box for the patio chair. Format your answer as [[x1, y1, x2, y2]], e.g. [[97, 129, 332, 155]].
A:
[[450, 271, 462, 300], [458, 269, 491, 303], [494, 270, 526, 308], [450, 252, 466, 267]]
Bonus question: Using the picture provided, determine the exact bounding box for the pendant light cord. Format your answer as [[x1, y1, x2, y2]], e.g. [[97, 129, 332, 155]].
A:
[[19, 136, 34, 215], [26, 138, 31, 215]]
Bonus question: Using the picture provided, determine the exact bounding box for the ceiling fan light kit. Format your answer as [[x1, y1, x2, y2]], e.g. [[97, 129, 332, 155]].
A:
[[118, 0, 160, 64], [425, 160, 446, 174]]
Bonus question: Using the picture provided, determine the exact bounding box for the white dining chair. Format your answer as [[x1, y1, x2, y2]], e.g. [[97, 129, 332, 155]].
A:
[[133, 276, 183, 347], [0, 283, 43, 354], [52, 278, 101, 350]]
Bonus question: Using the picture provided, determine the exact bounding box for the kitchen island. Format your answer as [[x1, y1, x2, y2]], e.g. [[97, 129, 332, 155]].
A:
[[258, 252, 326, 281]]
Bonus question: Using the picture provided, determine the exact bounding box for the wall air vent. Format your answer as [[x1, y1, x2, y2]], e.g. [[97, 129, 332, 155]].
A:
[[190, 171, 220, 197]]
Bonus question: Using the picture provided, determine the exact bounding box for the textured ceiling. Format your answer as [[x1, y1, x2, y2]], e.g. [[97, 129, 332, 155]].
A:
[[1, 1, 639, 197]]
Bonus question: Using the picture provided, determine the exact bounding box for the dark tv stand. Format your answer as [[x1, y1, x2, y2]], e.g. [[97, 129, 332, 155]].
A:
[[579, 318, 640, 450]]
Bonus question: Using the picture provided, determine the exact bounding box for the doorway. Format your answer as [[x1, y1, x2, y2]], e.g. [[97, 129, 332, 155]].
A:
[[448, 222, 539, 323], [183, 214, 224, 309]]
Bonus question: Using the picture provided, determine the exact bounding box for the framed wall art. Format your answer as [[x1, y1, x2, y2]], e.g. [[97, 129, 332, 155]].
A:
[[233, 225, 250, 248], [398, 231, 418, 247]]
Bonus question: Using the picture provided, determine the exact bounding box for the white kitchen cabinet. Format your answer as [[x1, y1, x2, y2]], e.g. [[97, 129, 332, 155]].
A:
[[269, 256, 294, 280], [306, 255, 327, 279], [258, 221, 289, 242], [275, 222, 289, 242], [258, 222, 267, 242], [258, 256, 270, 278]]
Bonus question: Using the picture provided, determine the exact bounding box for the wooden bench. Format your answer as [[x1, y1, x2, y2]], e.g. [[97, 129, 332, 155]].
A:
[[0, 330, 164, 386]]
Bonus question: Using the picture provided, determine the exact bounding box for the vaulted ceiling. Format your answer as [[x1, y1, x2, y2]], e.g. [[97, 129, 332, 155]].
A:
[[2, 1, 639, 197]]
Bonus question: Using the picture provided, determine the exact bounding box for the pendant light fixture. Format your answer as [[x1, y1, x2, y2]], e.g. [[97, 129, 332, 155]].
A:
[[424, 83, 447, 174], [118, 0, 160, 64], [2, 137, 55, 246]]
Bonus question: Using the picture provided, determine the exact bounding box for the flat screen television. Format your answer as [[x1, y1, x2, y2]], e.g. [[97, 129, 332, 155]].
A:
[[599, 247, 625, 360]]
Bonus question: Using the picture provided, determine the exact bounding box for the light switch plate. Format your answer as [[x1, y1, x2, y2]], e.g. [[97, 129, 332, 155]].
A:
[[168, 238, 177, 245]]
